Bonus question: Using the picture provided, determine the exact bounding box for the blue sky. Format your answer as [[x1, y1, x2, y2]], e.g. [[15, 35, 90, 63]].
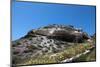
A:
[[12, 1, 96, 40]]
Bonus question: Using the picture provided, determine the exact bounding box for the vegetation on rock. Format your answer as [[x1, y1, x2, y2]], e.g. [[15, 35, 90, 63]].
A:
[[12, 24, 96, 66]]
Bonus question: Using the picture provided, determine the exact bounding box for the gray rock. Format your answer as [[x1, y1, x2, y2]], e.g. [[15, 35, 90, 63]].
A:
[[12, 24, 90, 64]]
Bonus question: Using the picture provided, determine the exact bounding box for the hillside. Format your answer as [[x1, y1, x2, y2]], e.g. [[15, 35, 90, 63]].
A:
[[12, 24, 96, 66]]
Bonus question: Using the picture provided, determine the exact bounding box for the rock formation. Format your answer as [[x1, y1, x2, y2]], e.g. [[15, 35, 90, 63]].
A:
[[12, 24, 90, 65]]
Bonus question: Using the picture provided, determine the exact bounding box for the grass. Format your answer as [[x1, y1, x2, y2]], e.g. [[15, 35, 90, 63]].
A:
[[16, 42, 94, 65], [73, 48, 96, 62]]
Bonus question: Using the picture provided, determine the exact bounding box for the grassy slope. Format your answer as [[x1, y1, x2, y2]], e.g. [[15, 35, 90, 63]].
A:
[[73, 48, 96, 62], [17, 42, 95, 65]]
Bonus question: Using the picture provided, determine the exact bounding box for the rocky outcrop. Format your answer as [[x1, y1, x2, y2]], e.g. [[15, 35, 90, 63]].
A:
[[12, 24, 90, 65], [25, 24, 89, 42]]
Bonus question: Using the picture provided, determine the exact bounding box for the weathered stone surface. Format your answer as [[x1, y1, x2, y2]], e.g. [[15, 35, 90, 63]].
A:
[[26, 24, 89, 42], [12, 24, 90, 64]]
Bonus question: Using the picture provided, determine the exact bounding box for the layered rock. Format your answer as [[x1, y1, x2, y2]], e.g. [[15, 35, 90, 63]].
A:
[[25, 24, 89, 42], [12, 24, 90, 64]]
